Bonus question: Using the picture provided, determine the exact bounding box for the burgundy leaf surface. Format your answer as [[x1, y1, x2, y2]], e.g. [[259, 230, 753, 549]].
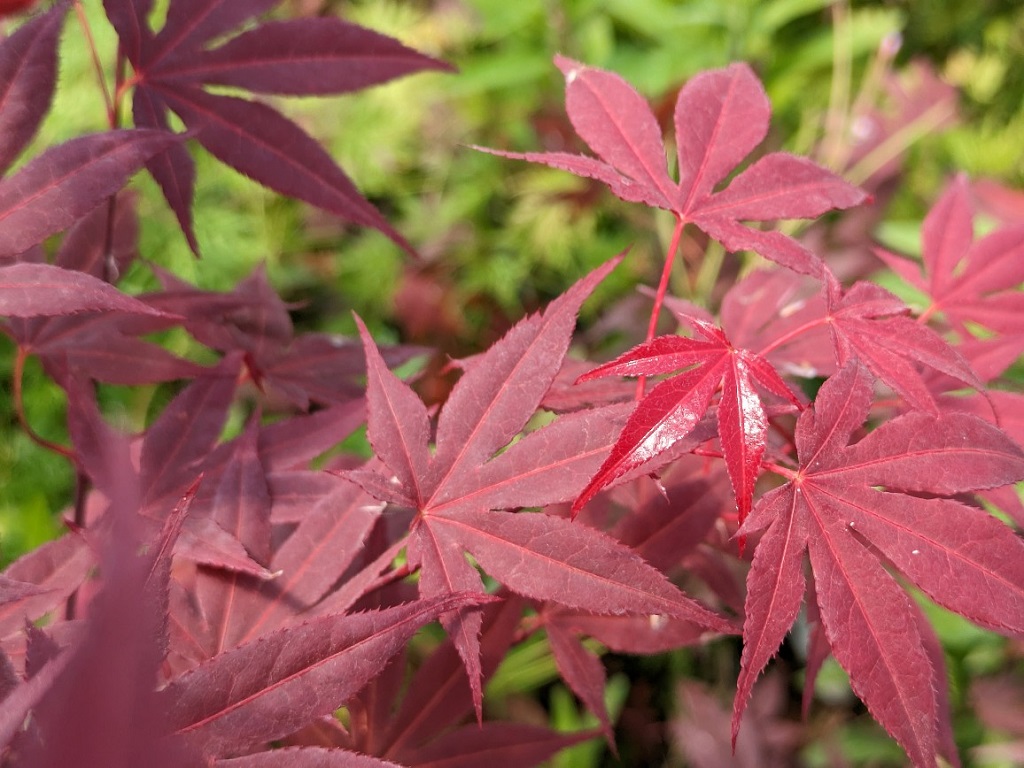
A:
[[162, 593, 492, 759], [0, 130, 177, 258], [0, 263, 175, 319], [0, 4, 65, 175], [733, 362, 1024, 767]]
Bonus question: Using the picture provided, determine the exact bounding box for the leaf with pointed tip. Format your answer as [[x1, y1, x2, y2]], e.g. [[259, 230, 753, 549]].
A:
[[153, 84, 414, 255], [0, 4, 65, 175], [0, 263, 174, 319], [573, 324, 800, 519], [384, 594, 525, 760], [0, 130, 178, 258], [10, 311, 202, 385], [162, 593, 492, 758], [546, 621, 614, 744], [732, 362, 1024, 767], [480, 60, 864, 276], [824, 276, 983, 413], [154, 18, 452, 96], [132, 85, 199, 256], [140, 353, 241, 504], [875, 174, 1024, 340], [0, 534, 94, 640], [101, 0, 152, 68], [143, 0, 280, 68], [353, 254, 728, 709]]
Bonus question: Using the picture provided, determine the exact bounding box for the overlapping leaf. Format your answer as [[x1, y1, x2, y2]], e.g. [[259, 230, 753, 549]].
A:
[[573, 318, 801, 520], [161, 593, 492, 759], [874, 174, 1024, 372], [479, 58, 865, 276], [0, 130, 178, 259], [733, 362, 1024, 767], [103, 0, 452, 254], [350, 254, 733, 716], [821, 272, 983, 412]]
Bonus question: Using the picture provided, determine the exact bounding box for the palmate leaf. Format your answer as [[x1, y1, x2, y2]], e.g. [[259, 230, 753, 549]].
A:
[[573, 319, 801, 521], [350, 254, 733, 717], [875, 174, 1024, 344], [733, 362, 1024, 767], [822, 272, 983, 413], [479, 58, 865, 276], [103, 0, 452, 255]]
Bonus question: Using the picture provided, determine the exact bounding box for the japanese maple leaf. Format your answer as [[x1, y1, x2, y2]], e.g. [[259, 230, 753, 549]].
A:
[[733, 362, 1024, 767], [478, 57, 866, 276], [349, 254, 733, 716], [102, 0, 452, 255], [572, 317, 802, 522], [820, 271, 983, 413], [874, 174, 1024, 342]]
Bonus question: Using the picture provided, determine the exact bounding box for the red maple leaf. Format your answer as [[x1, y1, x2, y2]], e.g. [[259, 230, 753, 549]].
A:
[[572, 317, 802, 522], [478, 57, 866, 276], [102, 0, 452, 255], [875, 174, 1024, 377], [348, 254, 734, 715], [733, 362, 1024, 767]]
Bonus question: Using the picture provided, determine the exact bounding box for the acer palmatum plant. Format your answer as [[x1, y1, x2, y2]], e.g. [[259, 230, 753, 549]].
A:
[[0, 2, 1022, 766]]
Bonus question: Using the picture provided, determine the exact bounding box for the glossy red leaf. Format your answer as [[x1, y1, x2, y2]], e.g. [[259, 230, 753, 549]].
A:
[[351, 254, 731, 715], [0, 130, 178, 258], [162, 593, 492, 758], [0, 3, 65, 175], [733, 362, 1024, 766], [573, 325, 799, 519]]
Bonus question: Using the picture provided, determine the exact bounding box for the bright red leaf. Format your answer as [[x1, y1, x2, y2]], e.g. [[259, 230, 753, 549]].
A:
[[573, 318, 801, 520]]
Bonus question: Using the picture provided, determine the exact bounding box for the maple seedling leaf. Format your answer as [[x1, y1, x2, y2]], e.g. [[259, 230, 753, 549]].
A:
[[349, 253, 734, 717], [478, 58, 866, 276], [733, 362, 1024, 767], [573, 317, 802, 521]]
